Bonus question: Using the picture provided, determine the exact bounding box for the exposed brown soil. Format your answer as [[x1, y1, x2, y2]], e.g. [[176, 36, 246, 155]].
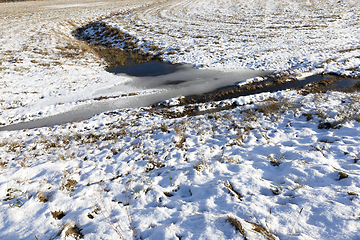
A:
[[179, 74, 360, 105], [294, 76, 360, 95]]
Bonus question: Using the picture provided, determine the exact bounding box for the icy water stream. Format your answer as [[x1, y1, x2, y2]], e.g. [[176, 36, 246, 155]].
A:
[[0, 63, 268, 131], [1, 61, 359, 131]]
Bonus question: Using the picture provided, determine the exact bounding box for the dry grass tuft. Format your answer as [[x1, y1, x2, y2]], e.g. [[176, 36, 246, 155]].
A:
[[160, 123, 169, 133], [302, 112, 313, 121], [0, 161, 7, 168], [60, 179, 78, 195], [318, 121, 341, 130], [145, 158, 165, 172], [354, 154, 360, 163], [6, 140, 23, 152], [226, 216, 247, 239], [37, 191, 49, 203], [65, 224, 83, 239], [255, 99, 282, 117], [51, 211, 65, 220], [245, 220, 277, 240], [224, 180, 243, 200], [176, 135, 187, 148], [174, 121, 186, 136], [193, 159, 208, 172], [338, 171, 349, 181], [267, 152, 285, 167]]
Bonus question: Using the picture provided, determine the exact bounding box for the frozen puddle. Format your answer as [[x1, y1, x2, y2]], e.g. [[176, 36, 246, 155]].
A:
[[101, 62, 270, 95], [0, 63, 269, 131]]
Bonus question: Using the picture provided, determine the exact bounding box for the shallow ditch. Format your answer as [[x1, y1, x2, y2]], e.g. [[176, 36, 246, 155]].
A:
[[72, 21, 360, 104], [1, 21, 360, 131], [1, 65, 359, 131]]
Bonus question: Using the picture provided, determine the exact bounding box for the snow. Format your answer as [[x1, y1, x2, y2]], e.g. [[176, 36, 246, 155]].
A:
[[0, 0, 360, 239]]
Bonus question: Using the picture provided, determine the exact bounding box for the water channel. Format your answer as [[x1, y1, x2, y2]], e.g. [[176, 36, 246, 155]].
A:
[[0, 62, 268, 131], [1, 59, 359, 131]]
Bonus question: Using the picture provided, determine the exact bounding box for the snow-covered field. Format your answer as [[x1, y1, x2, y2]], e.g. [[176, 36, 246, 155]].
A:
[[0, 0, 360, 239]]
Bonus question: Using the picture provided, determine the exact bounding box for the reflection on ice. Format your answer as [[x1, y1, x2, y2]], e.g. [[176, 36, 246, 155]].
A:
[[99, 61, 271, 97]]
